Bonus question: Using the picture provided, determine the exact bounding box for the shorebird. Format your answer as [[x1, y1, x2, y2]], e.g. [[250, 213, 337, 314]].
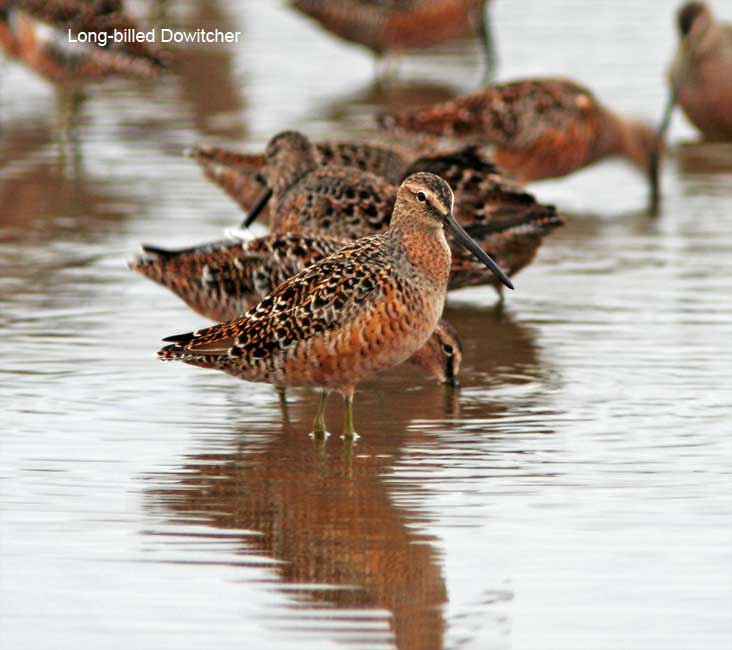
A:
[[663, 2, 732, 140], [131, 234, 464, 386], [190, 137, 545, 227], [227, 131, 561, 294], [288, 0, 497, 81], [0, 0, 167, 86], [189, 138, 429, 218], [158, 172, 514, 437], [378, 77, 661, 201]]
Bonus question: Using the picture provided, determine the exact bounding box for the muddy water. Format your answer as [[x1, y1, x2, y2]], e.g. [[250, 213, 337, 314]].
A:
[[1, 1, 731, 649]]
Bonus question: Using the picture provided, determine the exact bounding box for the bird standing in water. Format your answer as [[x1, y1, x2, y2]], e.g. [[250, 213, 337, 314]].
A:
[[190, 137, 553, 232], [235, 131, 561, 294], [288, 0, 497, 81], [663, 2, 732, 140], [131, 234, 464, 386], [159, 173, 513, 437], [379, 77, 661, 202]]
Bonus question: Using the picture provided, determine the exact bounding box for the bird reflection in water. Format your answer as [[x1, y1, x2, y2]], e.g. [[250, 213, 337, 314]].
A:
[[143, 307, 545, 647], [145, 400, 452, 649], [167, 0, 248, 142], [0, 115, 143, 245]]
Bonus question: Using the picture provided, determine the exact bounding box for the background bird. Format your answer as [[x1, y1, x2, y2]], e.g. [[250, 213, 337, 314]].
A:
[[288, 0, 497, 81], [215, 131, 561, 294], [664, 1, 732, 140], [378, 77, 661, 203], [0, 0, 168, 86]]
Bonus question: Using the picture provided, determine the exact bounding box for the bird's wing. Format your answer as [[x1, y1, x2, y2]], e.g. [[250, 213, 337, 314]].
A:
[[160, 235, 390, 359], [381, 78, 599, 149]]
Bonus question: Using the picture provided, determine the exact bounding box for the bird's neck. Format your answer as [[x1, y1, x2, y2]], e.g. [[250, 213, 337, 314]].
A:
[[687, 20, 724, 62], [603, 113, 657, 174], [269, 158, 318, 203], [396, 224, 452, 290]]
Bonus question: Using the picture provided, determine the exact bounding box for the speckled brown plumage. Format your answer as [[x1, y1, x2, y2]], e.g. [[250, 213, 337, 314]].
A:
[[289, 0, 495, 78], [189, 146, 269, 215], [192, 138, 549, 230], [410, 319, 462, 386], [379, 77, 659, 184], [0, 0, 167, 84], [190, 138, 426, 219], [242, 131, 562, 291], [159, 172, 511, 435], [130, 234, 348, 323], [669, 2, 732, 139], [132, 234, 463, 385]]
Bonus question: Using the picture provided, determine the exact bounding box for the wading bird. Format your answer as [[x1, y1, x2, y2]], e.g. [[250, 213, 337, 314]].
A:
[[158, 173, 513, 437], [379, 77, 661, 203], [205, 131, 561, 295], [663, 2, 732, 140], [131, 234, 464, 386], [0, 0, 167, 86], [288, 0, 497, 81]]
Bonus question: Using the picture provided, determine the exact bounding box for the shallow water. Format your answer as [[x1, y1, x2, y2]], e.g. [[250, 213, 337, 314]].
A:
[[1, 1, 731, 649]]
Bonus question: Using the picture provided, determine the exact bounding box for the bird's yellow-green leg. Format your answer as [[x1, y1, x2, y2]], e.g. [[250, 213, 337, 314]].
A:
[[342, 386, 358, 439], [343, 435, 355, 478], [275, 384, 289, 422], [312, 389, 330, 437], [375, 52, 399, 82]]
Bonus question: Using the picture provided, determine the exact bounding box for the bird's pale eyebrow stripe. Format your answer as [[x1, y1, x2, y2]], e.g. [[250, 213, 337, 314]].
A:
[[424, 190, 450, 215]]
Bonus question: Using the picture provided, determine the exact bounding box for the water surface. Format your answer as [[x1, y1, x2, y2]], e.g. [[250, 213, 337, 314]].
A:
[[1, 1, 731, 649]]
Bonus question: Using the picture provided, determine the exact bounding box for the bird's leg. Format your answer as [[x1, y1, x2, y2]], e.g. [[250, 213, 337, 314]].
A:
[[375, 52, 399, 83], [494, 282, 505, 306], [275, 384, 289, 422], [312, 389, 330, 437], [342, 386, 358, 439], [474, 3, 497, 84], [343, 435, 354, 478], [55, 90, 83, 179]]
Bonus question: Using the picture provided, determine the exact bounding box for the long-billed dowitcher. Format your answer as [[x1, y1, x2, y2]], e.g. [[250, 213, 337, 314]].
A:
[[159, 172, 513, 436], [131, 234, 464, 386], [191, 137, 545, 227], [289, 0, 496, 81], [0, 0, 167, 85], [379, 77, 661, 200], [663, 2, 732, 140], [226, 131, 561, 293], [189, 138, 427, 217]]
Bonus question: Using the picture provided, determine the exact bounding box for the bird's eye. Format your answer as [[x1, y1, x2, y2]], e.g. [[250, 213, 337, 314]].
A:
[[416, 191, 426, 202], [442, 343, 454, 355]]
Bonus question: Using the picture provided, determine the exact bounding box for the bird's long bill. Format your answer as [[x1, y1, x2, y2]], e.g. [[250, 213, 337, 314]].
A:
[[445, 214, 514, 290], [241, 188, 273, 228]]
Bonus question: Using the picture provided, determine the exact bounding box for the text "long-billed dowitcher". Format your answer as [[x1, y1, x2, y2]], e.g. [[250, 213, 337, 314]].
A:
[[0, 0, 167, 86]]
